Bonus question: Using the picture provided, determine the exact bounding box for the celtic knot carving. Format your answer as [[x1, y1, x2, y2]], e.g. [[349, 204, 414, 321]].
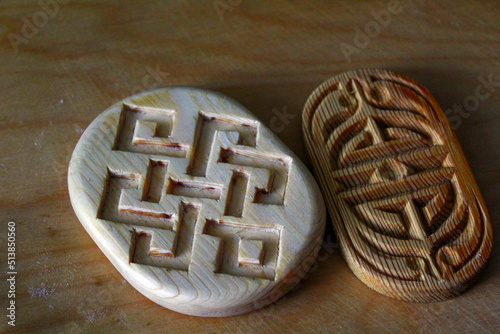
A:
[[97, 104, 290, 280]]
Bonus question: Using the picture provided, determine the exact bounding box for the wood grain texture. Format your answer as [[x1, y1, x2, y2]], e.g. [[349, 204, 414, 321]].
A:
[[68, 88, 325, 316], [302, 68, 493, 302], [1, 0, 500, 333]]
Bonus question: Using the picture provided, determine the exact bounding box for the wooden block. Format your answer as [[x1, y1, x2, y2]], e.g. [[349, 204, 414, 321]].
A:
[[238, 239, 265, 266], [68, 87, 325, 316], [302, 69, 493, 302]]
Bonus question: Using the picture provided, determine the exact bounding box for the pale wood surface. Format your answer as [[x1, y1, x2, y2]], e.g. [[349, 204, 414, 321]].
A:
[[302, 69, 493, 302], [1, 0, 499, 333], [68, 88, 325, 316]]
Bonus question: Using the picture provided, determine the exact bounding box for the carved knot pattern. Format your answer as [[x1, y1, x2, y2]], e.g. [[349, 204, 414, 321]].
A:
[[98, 104, 291, 281], [306, 72, 489, 286]]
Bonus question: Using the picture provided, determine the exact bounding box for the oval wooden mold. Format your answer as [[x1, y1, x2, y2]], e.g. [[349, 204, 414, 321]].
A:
[[302, 69, 493, 302], [68, 87, 325, 316]]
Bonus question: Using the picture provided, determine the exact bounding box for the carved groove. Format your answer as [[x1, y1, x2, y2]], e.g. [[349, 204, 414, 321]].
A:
[[96, 106, 291, 279], [131, 202, 199, 270], [188, 112, 259, 177], [142, 159, 169, 203], [218, 147, 291, 205], [98, 169, 173, 225], [114, 104, 189, 157], [224, 170, 250, 217], [167, 178, 223, 200], [203, 219, 281, 280]]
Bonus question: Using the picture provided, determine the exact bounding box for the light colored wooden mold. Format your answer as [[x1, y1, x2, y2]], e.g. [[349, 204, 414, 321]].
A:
[[302, 69, 493, 302], [68, 87, 325, 317]]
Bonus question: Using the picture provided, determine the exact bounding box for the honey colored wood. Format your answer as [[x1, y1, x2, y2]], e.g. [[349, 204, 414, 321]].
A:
[[68, 87, 325, 316], [2, 1, 500, 332], [302, 69, 494, 302]]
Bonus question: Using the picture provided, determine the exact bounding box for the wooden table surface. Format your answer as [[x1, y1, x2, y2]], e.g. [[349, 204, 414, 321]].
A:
[[1, 1, 499, 333]]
